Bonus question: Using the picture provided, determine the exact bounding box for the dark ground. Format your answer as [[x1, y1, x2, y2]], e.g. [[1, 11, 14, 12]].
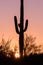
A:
[[0, 53, 43, 65]]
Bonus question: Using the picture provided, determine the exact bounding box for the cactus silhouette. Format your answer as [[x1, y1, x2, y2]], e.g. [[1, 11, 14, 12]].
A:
[[14, 0, 28, 57]]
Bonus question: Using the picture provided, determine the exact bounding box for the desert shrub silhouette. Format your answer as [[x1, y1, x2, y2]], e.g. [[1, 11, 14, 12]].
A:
[[24, 34, 42, 56], [0, 35, 43, 65], [0, 38, 14, 58]]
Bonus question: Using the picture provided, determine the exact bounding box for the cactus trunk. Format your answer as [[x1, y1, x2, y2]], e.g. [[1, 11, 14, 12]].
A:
[[19, 32, 24, 57], [19, 0, 24, 57]]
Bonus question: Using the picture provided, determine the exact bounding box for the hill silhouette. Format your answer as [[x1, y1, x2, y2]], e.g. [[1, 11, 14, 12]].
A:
[[0, 53, 43, 65]]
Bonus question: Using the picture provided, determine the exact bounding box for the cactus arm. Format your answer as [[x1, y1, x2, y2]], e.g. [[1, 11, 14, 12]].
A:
[[14, 16, 20, 34], [23, 19, 28, 32]]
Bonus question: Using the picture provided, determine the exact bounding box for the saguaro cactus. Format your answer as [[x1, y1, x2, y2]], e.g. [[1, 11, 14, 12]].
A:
[[14, 0, 28, 57]]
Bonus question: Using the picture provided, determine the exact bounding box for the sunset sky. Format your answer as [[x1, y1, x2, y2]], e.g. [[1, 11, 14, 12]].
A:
[[0, 0, 43, 46]]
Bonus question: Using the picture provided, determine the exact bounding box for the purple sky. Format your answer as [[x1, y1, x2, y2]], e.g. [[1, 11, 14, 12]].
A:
[[0, 0, 43, 45]]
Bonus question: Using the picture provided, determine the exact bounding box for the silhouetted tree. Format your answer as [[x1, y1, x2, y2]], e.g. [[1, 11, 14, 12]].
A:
[[0, 38, 13, 57], [24, 34, 42, 56]]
